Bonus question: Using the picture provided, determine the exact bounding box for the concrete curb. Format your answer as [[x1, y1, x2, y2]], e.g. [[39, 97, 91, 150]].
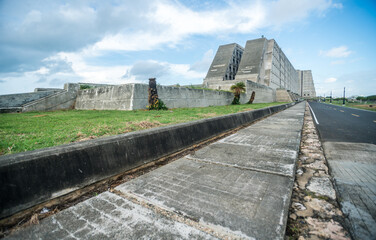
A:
[[0, 102, 296, 219]]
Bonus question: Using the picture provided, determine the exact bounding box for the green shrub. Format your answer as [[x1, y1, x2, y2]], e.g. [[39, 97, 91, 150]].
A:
[[148, 99, 168, 110], [80, 84, 92, 90]]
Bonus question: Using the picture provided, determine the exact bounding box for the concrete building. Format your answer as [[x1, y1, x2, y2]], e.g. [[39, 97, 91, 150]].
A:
[[203, 43, 244, 90], [297, 70, 316, 98], [203, 37, 315, 100]]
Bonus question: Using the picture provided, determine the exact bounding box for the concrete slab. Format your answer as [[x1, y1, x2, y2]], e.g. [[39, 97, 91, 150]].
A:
[[116, 158, 293, 240], [115, 102, 306, 239], [188, 142, 297, 177], [184, 105, 304, 177], [323, 142, 376, 240], [5, 192, 215, 240]]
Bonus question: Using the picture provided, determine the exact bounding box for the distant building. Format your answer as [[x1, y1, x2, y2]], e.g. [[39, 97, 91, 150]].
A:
[[297, 70, 316, 98], [203, 37, 316, 98], [203, 43, 244, 90]]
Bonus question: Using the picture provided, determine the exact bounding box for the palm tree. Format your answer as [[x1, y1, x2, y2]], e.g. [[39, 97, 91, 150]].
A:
[[230, 82, 246, 104]]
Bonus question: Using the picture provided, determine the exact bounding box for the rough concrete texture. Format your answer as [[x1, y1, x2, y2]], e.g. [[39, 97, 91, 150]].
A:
[[0, 102, 293, 219], [5, 192, 215, 240], [204, 43, 243, 82], [0, 90, 61, 108], [75, 84, 135, 110], [276, 89, 293, 102], [17, 83, 78, 113], [115, 102, 306, 239], [76, 83, 250, 110], [235, 38, 267, 80], [245, 80, 276, 103], [306, 177, 336, 200], [323, 142, 376, 240], [286, 103, 350, 240]]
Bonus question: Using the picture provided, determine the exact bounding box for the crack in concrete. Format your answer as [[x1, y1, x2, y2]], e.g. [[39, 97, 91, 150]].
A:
[[185, 155, 294, 178]]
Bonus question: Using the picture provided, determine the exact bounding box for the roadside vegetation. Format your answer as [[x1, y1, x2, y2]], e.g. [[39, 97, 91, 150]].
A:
[[320, 97, 376, 112], [230, 82, 246, 105], [0, 102, 286, 155]]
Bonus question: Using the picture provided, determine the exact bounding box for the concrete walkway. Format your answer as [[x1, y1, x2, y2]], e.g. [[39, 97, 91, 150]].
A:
[[6, 102, 305, 240]]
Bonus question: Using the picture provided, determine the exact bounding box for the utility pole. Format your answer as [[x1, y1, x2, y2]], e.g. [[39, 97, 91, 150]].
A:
[[330, 91, 332, 104], [343, 87, 346, 105]]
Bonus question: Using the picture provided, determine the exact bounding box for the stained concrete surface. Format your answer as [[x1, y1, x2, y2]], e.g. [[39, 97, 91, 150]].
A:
[[323, 142, 376, 240], [6, 192, 214, 240], [116, 102, 306, 239], [5, 102, 306, 239], [116, 158, 294, 239]]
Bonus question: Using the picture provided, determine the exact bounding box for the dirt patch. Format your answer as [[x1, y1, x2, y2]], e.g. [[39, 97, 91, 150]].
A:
[[133, 121, 163, 129], [240, 108, 253, 112], [197, 113, 218, 118], [354, 104, 376, 109]]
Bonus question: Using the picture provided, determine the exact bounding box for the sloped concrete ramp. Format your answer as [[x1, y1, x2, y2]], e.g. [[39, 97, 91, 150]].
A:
[[6, 102, 305, 240]]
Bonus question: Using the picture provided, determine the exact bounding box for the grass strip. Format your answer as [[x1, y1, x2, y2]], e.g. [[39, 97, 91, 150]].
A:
[[0, 102, 286, 155], [325, 100, 376, 112]]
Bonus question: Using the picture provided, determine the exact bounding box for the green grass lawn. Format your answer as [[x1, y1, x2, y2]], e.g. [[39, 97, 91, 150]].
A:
[[0, 102, 286, 155], [327, 100, 376, 112]]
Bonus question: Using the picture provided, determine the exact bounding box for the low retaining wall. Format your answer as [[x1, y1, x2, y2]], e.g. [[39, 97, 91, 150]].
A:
[[245, 80, 276, 103], [22, 84, 79, 112], [0, 90, 62, 108], [75, 83, 249, 110], [0, 102, 295, 219]]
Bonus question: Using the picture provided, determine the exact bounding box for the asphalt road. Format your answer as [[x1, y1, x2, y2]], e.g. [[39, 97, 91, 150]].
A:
[[309, 101, 376, 240], [308, 101, 376, 144]]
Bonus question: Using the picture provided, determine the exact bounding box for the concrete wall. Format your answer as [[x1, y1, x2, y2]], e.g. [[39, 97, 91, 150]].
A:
[[76, 83, 251, 110], [75, 84, 135, 110], [245, 80, 276, 103], [276, 89, 293, 102], [22, 84, 79, 112], [0, 90, 62, 108], [0, 102, 296, 219]]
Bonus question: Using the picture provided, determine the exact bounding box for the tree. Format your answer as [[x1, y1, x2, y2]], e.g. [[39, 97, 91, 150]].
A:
[[230, 82, 246, 105]]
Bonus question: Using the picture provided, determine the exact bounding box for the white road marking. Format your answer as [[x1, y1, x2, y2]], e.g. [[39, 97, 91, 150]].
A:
[[340, 110, 344, 112], [308, 103, 319, 125], [352, 114, 360, 117]]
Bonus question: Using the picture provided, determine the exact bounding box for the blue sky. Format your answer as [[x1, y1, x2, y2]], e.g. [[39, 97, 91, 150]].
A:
[[0, 0, 375, 97]]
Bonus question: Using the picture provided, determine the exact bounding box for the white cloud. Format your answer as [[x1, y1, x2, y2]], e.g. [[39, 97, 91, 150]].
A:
[[189, 49, 214, 72], [320, 46, 353, 58], [330, 60, 345, 65], [332, 3, 343, 9], [93, 0, 338, 53], [325, 77, 337, 83], [0, 0, 344, 94]]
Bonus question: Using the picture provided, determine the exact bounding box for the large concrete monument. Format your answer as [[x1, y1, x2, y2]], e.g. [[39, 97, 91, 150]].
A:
[[203, 43, 244, 90], [203, 37, 316, 99], [297, 70, 316, 98]]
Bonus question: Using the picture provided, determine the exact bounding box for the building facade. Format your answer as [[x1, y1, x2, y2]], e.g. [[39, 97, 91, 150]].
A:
[[203, 37, 315, 98], [203, 43, 244, 90], [297, 70, 316, 97]]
